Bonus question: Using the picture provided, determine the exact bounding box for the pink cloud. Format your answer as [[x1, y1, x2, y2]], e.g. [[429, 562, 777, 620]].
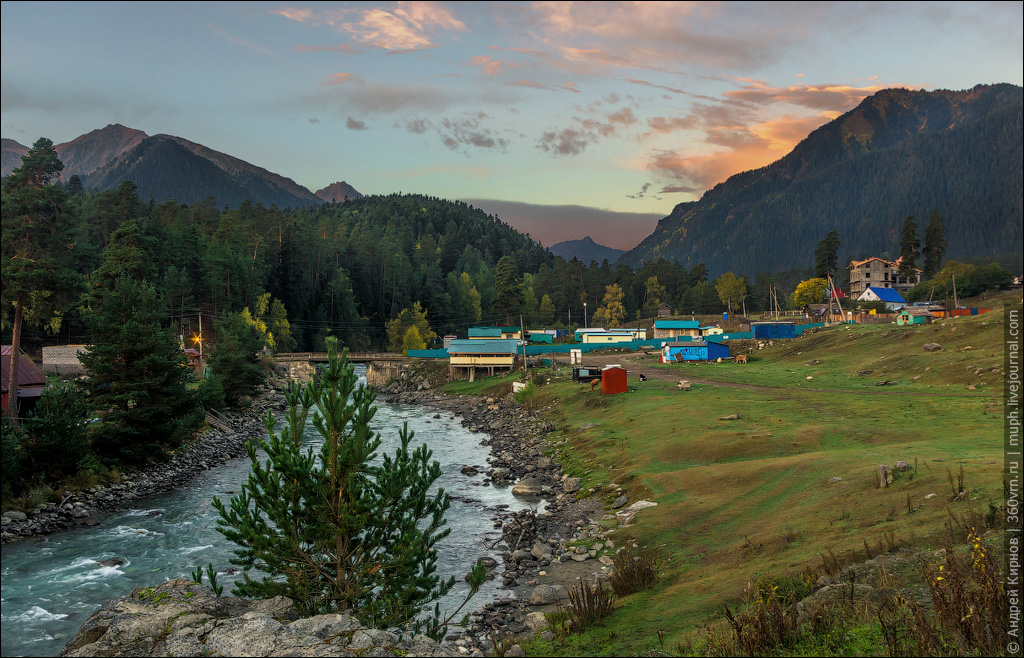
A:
[[469, 55, 523, 76], [321, 72, 360, 86], [275, 2, 465, 52]]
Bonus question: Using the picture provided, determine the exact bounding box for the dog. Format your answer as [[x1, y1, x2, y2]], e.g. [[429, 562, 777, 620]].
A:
[[735, 354, 748, 364], [638, 373, 647, 381]]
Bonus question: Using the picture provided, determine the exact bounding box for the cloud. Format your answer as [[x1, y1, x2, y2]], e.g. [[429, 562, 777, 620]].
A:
[[321, 72, 360, 86], [294, 43, 363, 54], [208, 24, 275, 56], [646, 115, 700, 134], [461, 198, 662, 251], [722, 80, 886, 112], [438, 116, 509, 151], [626, 182, 661, 201], [346, 117, 367, 130], [275, 2, 466, 52], [537, 129, 592, 156], [469, 55, 523, 76], [537, 105, 640, 155], [649, 146, 781, 193]]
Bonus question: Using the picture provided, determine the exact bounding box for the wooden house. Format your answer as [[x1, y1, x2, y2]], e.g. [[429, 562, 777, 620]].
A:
[[1, 346, 48, 418], [447, 339, 519, 381], [653, 320, 700, 340], [656, 304, 672, 317]]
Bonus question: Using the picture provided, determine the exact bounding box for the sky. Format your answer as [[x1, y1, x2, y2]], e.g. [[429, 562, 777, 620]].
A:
[[2, 1, 1022, 250]]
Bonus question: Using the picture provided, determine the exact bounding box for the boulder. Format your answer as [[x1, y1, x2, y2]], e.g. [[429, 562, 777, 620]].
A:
[[616, 500, 658, 526], [59, 580, 457, 657], [562, 477, 582, 494], [923, 343, 943, 352], [512, 478, 544, 496], [529, 585, 565, 606], [610, 495, 629, 509]]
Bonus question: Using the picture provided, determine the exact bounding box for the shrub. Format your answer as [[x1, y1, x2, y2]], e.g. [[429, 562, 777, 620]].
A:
[[558, 579, 616, 634], [24, 382, 90, 478], [609, 544, 658, 597]]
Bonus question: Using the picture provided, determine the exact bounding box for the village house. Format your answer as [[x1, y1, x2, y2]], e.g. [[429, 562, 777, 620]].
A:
[[653, 319, 700, 340], [848, 257, 922, 296], [856, 286, 908, 311], [447, 339, 519, 381], [896, 308, 935, 326]]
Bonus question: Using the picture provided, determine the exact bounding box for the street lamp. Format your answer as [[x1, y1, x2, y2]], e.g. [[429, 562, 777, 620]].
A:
[[583, 302, 588, 328]]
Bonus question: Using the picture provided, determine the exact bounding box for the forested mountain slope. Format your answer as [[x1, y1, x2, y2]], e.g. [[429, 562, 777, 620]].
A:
[[621, 84, 1023, 275]]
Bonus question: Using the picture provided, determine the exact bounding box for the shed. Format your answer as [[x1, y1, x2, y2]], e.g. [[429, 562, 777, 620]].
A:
[[896, 308, 934, 326], [527, 331, 554, 344], [601, 365, 627, 395], [1, 345, 48, 418], [657, 303, 672, 317], [750, 321, 797, 339], [661, 341, 730, 362]]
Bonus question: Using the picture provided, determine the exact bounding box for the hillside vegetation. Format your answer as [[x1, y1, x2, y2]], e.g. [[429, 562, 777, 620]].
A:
[[446, 301, 1015, 655]]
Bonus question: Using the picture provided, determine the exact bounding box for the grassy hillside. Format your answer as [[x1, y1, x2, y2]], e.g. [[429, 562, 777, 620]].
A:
[[443, 298, 1015, 655]]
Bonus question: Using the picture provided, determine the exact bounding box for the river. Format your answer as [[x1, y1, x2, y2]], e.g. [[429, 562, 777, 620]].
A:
[[0, 369, 530, 657]]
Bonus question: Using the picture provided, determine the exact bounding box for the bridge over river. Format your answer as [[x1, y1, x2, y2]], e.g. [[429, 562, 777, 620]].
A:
[[273, 352, 407, 387]]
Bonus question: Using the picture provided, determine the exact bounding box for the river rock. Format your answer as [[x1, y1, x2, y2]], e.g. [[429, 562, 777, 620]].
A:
[[610, 495, 629, 509], [460, 466, 479, 477], [562, 477, 582, 494], [529, 584, 566, 606], [4, 511, 28, 523], [616, 500, 658, 526], [512, 478, 543, 496], [59, 579, 456, 657]]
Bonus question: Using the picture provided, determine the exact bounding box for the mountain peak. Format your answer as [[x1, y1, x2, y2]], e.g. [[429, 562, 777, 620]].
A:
[[315, 181, 363, 203], [549, 236, 625, 263]]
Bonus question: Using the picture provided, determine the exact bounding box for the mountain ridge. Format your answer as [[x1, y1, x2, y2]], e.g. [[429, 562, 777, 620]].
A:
[[549, 236, 626, 264], [621, 83, 1023, 275]]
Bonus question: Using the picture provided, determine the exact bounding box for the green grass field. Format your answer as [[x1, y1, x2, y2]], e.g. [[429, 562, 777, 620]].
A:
[[442, 301, 1016, 655]]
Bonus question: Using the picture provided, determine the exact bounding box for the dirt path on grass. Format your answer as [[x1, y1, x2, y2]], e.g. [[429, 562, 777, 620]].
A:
[[569, 352, 1002, 399]]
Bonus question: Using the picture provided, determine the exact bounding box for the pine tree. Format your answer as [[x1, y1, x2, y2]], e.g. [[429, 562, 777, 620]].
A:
[[493, 256, 524, 324], [813, 231, 840, 280], [78, 276, 202, 465], [207, 309, 267, 407], [2, 138, 83, 421], [214, 338, 485, 637], [898, 215, 920, 280], [923, 209, 948, 279]]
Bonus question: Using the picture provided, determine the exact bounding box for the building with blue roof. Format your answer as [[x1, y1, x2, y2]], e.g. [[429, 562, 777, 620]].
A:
[[856, 286, 908, 311]]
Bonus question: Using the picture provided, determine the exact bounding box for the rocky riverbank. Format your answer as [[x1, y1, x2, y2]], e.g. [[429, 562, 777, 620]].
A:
[[381, 387, 651, 655], [35, 377, 653, 656], [0, 386, 286, 544]]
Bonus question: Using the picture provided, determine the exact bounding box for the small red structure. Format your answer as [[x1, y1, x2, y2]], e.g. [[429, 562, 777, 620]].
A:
[[601, 365, 627, 395], [2, 345, 48, 418]]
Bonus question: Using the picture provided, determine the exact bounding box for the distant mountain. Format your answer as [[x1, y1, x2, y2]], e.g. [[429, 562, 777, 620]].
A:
[[1, 138, 28, 177], [82, 134, 324, 208], [621, 84, 1023, 275], [55, 124, 147, 181], [549, 236, 626, 263], [315, 181, 363, 203], [2, 125, 354, 210]]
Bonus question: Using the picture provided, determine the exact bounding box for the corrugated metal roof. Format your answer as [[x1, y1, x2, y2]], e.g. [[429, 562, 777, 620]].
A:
[[1, 346, 48, 392], [468, 327, 502, 338], [654, 320, 699, 329], [447, 339, 519, 355]]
